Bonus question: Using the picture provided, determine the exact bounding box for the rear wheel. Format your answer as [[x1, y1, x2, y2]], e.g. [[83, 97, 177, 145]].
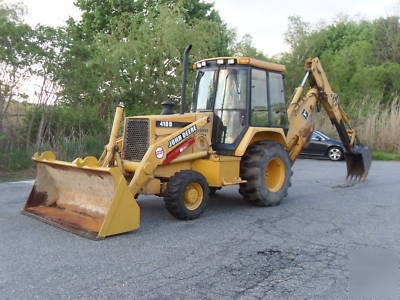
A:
[[327, 146, 343, 161], [239, 141, 291, 206], [164, 170, 209, 220]]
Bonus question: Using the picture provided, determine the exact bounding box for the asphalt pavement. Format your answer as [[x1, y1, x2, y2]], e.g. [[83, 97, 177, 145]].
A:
[[1, 159, 399, 299]]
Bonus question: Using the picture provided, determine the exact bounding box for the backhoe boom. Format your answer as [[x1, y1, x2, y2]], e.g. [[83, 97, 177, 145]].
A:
[[286, 58, 371, 180]]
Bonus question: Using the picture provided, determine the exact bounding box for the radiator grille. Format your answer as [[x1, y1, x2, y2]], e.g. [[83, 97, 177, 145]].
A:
[[123, 118, 149, 161]]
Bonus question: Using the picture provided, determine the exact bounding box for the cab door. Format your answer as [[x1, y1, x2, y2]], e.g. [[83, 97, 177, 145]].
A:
[[213, 67, 249, 152]]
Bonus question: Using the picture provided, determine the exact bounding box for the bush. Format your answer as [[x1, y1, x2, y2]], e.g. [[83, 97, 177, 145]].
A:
[[2, 149, 34, 171]]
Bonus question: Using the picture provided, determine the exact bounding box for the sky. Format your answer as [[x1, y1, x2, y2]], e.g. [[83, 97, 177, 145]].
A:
[[7, 0, 399, 56]]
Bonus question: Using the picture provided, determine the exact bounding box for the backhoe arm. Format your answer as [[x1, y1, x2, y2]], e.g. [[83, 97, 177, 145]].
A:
[[286, 58, 371, 180]]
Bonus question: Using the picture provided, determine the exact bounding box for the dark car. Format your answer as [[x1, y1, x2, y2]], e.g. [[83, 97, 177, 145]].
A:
[[300, 130, 344, 161]]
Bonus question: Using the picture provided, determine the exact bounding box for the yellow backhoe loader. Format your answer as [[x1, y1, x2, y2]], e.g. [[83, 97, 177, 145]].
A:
[[22, 45, 371, 239]]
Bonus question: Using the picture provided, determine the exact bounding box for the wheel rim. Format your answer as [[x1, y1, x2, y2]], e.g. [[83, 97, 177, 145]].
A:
[[183, 182, 203, 210], [264, 157, 286, 192], [329, 148, 341, 160]]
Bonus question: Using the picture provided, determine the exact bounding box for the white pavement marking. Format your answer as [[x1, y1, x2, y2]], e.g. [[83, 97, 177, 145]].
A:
[[9, 180, 34, 185]]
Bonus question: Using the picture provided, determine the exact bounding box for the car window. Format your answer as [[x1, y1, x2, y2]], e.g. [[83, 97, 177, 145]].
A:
[[317, 131, 330, 140], [311, 132, 319, 140]]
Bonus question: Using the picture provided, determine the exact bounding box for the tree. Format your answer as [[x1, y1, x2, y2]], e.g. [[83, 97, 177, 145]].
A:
[[372, 17, 400, 64], [233, 34, 269, 61], [284, 15, 310, 51], [72, 0, 222, 39], [28, 26, 66, 148], [0, 1, 38, 134], [280, 15, 400, 104], [57, 1, 234, 115]]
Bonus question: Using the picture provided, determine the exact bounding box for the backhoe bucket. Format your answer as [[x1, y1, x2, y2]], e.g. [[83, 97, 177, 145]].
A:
[[22, 152, 140, 239], [345, 144, 372, 181]]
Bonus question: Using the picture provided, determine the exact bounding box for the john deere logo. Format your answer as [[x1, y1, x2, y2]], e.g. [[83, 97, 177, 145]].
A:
[[302, 109, 309, 120], [167, 125, 197, 148]]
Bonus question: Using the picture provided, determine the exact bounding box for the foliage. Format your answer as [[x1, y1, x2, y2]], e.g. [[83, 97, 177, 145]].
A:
[[0, 1, 37, 66], [22, 104, 107, 147], [57, 0, 233, 114], [372, 151, 400, 161], [0, 1, 36, 132], [233, 34, 269, 61], [280, 16, 400, 104], [74, 0, 222, 38]]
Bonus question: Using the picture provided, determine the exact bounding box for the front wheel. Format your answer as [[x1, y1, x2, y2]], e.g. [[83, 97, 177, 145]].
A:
[[327, 147, 343, 161], [239, 141, 292, 206], [164, 170, 209, 220]]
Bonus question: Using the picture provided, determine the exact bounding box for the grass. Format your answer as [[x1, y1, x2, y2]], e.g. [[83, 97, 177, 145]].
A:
[[0, 168, 35, 183], [0, 133, 106, 182], [372, 151, 400, 161], [0, 134, 107, 172], [315, 97, 400, 153]]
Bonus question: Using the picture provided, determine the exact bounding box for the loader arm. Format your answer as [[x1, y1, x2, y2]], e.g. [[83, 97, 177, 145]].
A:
[[286, 58, 371, 180]]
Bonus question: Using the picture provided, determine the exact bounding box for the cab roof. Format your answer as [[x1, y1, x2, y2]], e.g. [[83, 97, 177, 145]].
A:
[[193, 57, 286, 72]]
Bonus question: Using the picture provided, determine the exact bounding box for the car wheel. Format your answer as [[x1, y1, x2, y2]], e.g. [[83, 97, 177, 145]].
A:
[[327, 147, 343, 161]]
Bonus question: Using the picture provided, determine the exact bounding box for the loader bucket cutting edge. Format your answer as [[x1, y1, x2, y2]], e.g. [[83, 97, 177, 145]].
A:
[[344, 144, 372, 181], [22, 160, 140, 239]]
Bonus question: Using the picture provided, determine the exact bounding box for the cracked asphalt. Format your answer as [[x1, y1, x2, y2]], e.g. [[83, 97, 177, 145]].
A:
[[1, 159, 400, 299]]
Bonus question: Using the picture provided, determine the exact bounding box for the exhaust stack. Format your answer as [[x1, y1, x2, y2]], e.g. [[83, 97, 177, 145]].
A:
[[180, 44, 192, 114]]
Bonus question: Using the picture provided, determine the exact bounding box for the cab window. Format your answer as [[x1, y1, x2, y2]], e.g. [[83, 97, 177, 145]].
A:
[[251, 69, 268, 126], [269, 72, 288, 126]]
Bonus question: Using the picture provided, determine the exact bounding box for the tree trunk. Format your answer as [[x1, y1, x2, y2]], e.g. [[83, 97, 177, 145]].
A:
[[35, 111, 46, 148], [26, 109, 35, 150]]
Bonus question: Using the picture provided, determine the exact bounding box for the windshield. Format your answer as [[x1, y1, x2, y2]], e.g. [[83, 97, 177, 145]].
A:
[[194, 67, 247, 111], [193, 67, 248, 145], [194, 70, 218, 110]]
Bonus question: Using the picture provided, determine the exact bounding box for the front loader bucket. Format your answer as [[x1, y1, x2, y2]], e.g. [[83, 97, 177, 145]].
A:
[[345, 144, 372, 181], [22, 152, 140, 239]]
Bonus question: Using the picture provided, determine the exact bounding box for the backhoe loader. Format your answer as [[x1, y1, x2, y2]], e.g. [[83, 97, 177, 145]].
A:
[[22, 45, 371, 239]]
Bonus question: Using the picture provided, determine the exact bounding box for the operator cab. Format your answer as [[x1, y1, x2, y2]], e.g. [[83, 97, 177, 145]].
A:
[[192, 57, 288, 154]]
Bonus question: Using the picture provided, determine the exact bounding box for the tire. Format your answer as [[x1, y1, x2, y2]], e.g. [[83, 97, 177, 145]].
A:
[[164, 170, 210, 220], [239, 141, 292, 206], [327, 146, 343, 161]]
